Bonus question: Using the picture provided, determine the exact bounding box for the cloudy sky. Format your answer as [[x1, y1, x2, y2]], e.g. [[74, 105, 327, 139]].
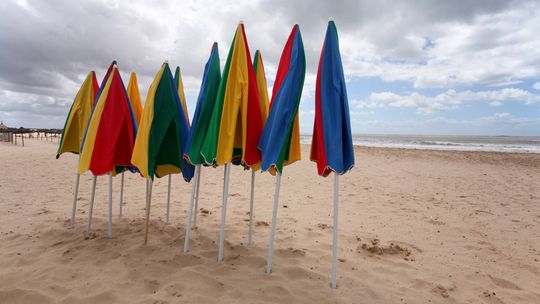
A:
[[1, 0, 540, 135]]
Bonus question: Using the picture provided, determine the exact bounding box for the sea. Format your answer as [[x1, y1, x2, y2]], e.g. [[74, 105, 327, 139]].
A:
[[299, 134, 540, 154]]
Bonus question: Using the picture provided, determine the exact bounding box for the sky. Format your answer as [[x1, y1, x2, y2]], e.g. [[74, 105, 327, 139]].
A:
[[1, 0, 540, 136]]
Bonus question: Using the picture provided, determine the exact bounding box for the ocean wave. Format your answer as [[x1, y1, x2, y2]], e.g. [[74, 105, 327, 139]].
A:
[[299, 135, 540, 153]]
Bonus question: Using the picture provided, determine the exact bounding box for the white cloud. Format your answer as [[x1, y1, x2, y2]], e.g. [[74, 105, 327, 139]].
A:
[[1, 0, 540, 132], [352, 113, 540, 136], [341, 1, 540, 89], [356, 88, 540, 114], [533, 82, 540, 90]]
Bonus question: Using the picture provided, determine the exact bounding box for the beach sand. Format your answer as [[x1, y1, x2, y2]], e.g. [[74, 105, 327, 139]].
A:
[[1, 139, 539, 303]]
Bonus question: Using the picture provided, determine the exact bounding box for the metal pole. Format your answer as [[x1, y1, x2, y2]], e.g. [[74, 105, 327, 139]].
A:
[[144, 179, 153, 244], [183, 165, 199, 252], [119, 171, 125, 218], [87, 176, 97, 231], [166, 174, 171, 224], [108, 172, 113, 239], [218, 163, 231, 262], [331, 173, 340, 289], [248, 170, 255, 245], [192, 165, 202, 229], [70, 173, 80, 228], [266, 173, 282, 273]]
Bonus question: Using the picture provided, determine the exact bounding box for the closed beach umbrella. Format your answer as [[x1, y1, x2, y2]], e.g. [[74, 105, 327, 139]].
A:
[[57, 71, 99, 229], [127, 72, 143, 124], [183, 42, 221, 251], [247, 50, 270, 245], [131, 62, 194, 244], [158, 66, 191, 224], [253, 51, 270, 125], [117, 71, 144, 218], [310, 20, 354, 289], [79, 61, 138, 239], [258, 24, 305, 273], [200, 22, 263, 261]]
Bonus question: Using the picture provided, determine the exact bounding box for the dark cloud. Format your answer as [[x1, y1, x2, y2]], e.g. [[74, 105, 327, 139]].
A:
[[0, 0, 538, 128]]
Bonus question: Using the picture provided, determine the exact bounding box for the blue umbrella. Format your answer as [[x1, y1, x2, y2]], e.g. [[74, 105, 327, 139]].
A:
[[310, 20, 354, 289], [258, 24, 306, 273]]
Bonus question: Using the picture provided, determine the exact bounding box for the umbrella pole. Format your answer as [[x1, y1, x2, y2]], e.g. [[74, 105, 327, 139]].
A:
[[183, 165, 199, 252], [144, 179, 153, 245], [119, 171, 125, 218], [87, 176, 97, 232], [218, 163, 231, 262], [248, 170, 255, 245], [69, 172, 80, 229], [266, 173, 282, 273], [108, 172, 113, 239], [166, 174, 171, 224], [331, 173, 339, 289], [192, 165, 202, 229]]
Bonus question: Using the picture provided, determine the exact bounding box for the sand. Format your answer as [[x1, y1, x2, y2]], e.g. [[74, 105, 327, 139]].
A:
[[1, 138, 539, 303]]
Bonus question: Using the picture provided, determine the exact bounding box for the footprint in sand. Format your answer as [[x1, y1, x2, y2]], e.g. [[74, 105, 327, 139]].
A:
[[165, 283, 185, 297], [144, 278, 160, 294], [276, 247, 306, 258], [432, 283, 455, 299], [357, 238, 418, 261], [489, 275, 522, 290], [482, 290, 505, 304], [316, 223, 332, 230]]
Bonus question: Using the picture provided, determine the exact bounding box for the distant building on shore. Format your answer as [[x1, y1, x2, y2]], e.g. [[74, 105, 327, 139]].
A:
[[0, 121, 8, 129]]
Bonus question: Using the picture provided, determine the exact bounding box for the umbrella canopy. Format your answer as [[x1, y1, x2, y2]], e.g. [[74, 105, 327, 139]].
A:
[[56, 71, 99, 158], [127, 72, 143, 124], [184, 43, 221, 165], [78, 61, 138, 176], [253, 50, 269, 124], [251, 50, 270, 171], [200, 23, 263, 168], [310, 21, 354, 177], [258, 24, 305, 174], [131, 63, 194, 181], [174, 67, 190, 126]]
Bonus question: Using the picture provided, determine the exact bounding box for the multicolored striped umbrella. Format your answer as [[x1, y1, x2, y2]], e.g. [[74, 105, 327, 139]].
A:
[[132, 62, 194, 244], [57, 70, 99, 229], [247, 50, 270, 245], [257, 24, 306, 273], [127, 72, 143, 124], [131, 63, 193, 181], [183, 43, 221, 252], [200, 23, 263, 261], [57, 71, 99, 159], [310, 21, 354, 177], [174, 67, 190, 126], [183, 43, 221, 166], [79, 61, 138, 239], [310, 20, 354, 289], [258, 24, 304, 175], [116, 71, 144, 218], [253, 50, 270, 128], [200, 23, 263, 168]]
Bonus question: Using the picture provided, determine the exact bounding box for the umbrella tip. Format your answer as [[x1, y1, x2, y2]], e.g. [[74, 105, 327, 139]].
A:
[[328, 17, 334, 22], [239, 20, 244, 25], [164, 60, 169, 64]]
